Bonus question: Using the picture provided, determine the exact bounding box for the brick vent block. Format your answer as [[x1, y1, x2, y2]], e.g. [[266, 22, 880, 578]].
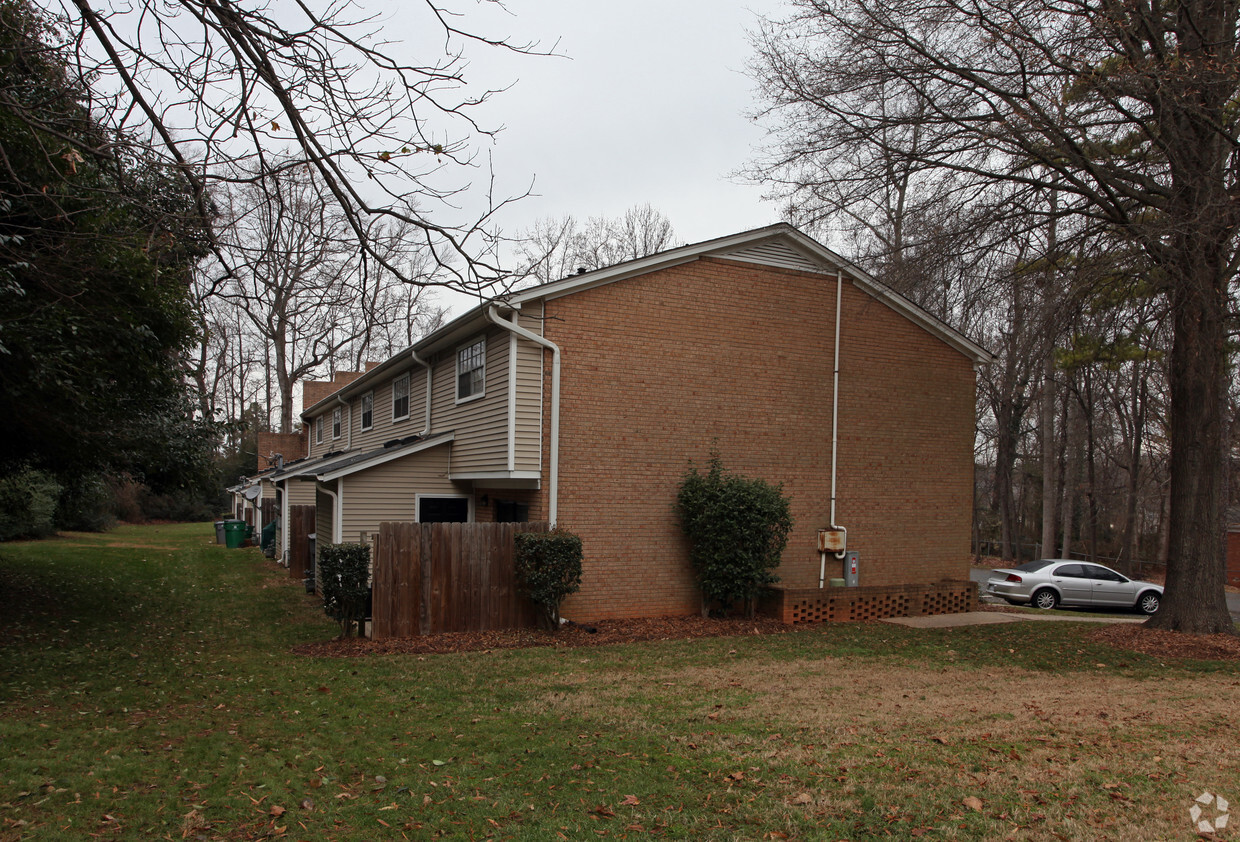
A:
[[762, 580, 977, 624]]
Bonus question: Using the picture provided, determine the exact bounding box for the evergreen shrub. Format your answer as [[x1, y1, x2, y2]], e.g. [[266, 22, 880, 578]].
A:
[[677, 455, 793, 617], [515, 528, 583, 630], [0, 467, 61, 541], [319, 542, 371, 637]]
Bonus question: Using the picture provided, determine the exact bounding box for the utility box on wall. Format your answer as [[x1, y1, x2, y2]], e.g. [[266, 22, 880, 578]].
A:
[[818, 528, 847, 554], [844, 551, 859, 587]]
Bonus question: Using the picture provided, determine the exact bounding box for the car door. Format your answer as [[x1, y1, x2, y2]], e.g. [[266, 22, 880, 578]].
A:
[[1049, 563, 1092, 606], [1083, 564, 1136, 607]]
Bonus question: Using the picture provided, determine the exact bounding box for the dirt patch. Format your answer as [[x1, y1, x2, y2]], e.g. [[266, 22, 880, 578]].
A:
[[293, 615, 792, 657], [1089, 623, 1240, 661]]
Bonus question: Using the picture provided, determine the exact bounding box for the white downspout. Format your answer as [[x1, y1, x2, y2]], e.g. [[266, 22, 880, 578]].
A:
[[319, 483, 340, 545], [507, 328, 518, 472], [279, 482, 289, 565], [830, 268, 843, 529], [485, 305, 560, 526], [411, 350, 432, 436], [821, 269, 847, 588]]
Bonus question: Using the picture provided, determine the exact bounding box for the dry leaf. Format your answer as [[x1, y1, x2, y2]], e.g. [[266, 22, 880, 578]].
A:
[[620, 794, 639, 806], [963, 796, 984, 812]]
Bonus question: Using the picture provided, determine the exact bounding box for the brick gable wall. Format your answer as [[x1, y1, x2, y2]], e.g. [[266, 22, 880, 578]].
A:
[[539, 256, 977, 620]]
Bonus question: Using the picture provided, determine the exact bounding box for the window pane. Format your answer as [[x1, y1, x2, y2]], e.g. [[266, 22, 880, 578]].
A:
[[457, 339, 485, 399]]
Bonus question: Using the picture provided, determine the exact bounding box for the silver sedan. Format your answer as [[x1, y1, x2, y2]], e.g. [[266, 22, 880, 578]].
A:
[[985, 559, 1163, 614]]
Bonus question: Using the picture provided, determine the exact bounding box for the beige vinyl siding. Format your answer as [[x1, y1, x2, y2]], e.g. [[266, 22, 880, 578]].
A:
[[338, 444, 459, 541], [441, 328, 511, 473], [344, 365, 432, 453], [284, 477, 317, 506], [309, 408, 347, 458], [514, 307, 544, 472]]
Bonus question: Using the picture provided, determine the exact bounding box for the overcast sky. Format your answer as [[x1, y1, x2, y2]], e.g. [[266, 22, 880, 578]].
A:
[[383, 0, 791, 315]]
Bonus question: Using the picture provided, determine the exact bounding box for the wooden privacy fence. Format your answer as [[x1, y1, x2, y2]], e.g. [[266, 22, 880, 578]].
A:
[[287, 505, 316, 580], [372, 521, 549, 638]]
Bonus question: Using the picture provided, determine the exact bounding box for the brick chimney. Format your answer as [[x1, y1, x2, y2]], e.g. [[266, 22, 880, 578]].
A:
[[301, 371, 366, 413], [257, 430, 309, 471]]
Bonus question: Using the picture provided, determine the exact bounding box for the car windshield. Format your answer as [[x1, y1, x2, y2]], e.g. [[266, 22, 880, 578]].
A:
[[1012, 559, 1056, 572]]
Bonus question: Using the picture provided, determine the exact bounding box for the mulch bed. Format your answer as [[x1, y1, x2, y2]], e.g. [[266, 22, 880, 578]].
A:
[[293, 612, 1240, 662], [1088, 623, 1240, 662], [293, 616, 793, 657]]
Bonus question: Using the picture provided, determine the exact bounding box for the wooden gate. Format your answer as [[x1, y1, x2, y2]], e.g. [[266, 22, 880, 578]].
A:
[[372, 521, 548, 638], [287, 505, 316, 580]]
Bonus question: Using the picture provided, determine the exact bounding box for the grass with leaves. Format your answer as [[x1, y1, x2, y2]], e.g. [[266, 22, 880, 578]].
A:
[[0, 523, 1237, 840]]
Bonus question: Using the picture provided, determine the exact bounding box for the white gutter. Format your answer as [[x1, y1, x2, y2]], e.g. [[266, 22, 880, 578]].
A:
[[411, 350, 433, 436], [485, 305, 561, 526]]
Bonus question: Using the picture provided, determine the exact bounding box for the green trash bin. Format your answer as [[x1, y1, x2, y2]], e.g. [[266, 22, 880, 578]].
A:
[[261, 519, 277, 553], [223, 520, 247, 549]]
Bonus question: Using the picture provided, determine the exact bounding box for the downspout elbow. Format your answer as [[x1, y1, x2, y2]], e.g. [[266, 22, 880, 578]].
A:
[[485, 305, 561, 527]]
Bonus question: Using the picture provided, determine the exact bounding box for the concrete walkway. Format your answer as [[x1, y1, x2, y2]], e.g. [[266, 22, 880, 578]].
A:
[[882, 611, 1147, 629]]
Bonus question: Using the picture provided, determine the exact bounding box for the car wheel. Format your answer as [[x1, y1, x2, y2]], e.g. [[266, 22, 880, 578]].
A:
[[1032, 588, 1059, 610], [1137, 591, 1160, 615]]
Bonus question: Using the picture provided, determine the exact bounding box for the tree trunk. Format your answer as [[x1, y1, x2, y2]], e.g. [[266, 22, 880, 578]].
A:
[[1147, 254, 1234, 633], [1060, 395, 1078, 559], [1040, 355, 1057, 561]]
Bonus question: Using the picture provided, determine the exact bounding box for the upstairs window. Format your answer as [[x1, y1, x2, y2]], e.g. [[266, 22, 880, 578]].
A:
[[392, 374, 410, 421], [457, 338, 486, 402], [360, 392, 374, 431], [331, 407, 342, 439], [315, 416, 324, 444]]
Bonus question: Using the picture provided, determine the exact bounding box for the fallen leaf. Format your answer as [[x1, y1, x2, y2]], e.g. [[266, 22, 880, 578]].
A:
[[593, 804, 616, 818], [963, 796, 984, 812], [269, 805, 286, 818], [620, 794, 639, 806]]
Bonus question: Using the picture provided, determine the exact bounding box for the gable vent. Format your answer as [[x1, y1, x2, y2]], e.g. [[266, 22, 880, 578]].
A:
[[719, 241, 831, 274]]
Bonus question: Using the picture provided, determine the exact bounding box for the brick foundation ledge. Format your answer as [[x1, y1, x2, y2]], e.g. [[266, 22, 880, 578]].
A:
[[761, 580, 978, 624]]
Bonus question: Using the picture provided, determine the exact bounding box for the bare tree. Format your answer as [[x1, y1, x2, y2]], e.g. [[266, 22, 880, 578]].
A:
[[516, 204, 681, 283], [750, 0, 1240, 633], [210, 164, 435, 432], [22, 0, 540, 294]]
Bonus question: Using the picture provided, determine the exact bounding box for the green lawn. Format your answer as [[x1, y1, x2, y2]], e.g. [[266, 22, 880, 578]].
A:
[[1, 523, 1236, 840]]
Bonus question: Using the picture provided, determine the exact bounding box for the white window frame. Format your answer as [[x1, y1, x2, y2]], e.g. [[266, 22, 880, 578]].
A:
[[455, 337, 486, 404], [392, 374, 411, 421], [360, 391, 374, 431], [331, 407, 342, 440], [315, 415, 324, 444]]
